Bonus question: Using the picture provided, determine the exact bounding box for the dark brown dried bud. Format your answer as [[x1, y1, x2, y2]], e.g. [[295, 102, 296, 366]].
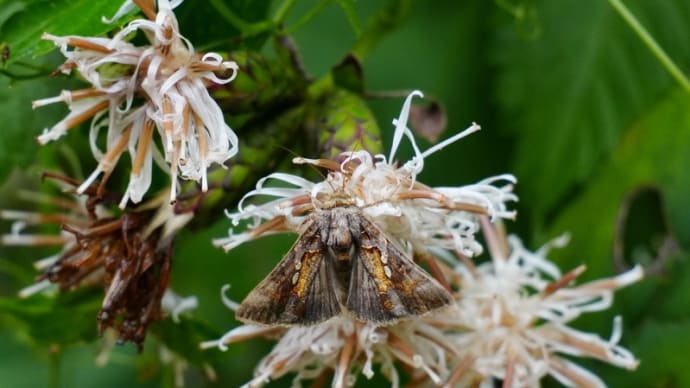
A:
[[22, 174, 177, 350]]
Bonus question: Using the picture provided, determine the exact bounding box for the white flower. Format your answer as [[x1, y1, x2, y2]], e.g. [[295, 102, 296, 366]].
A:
[[34, 0, 239, 207], [200, 283, 457, 387], [161, 287, 198, 324], [214, 90, 516, 256], [443, 227, 643, 388], [202, 313, 453, 388], [204, 225, 642, 387]]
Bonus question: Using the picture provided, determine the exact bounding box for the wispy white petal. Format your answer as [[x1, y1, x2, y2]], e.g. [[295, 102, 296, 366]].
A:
[[37, 0, 240, 206]]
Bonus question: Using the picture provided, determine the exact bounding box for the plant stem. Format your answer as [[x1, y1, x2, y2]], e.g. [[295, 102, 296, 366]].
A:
[[209, 0, 275, 38], [608, 0, 690, 94], [49, 349, 61, 388], [351, 0, 412, 60], [285, 0, 330, 35], [272, 0, 296, 23]]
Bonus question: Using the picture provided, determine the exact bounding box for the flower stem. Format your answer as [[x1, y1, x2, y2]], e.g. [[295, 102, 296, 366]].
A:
[[49, 349, 61, 388], [285, 0, 330, 34], [272, 0, 296, 23], [209, 0, 275, 37], [351, 0, 413, 60], [608, 0, 690, 94]]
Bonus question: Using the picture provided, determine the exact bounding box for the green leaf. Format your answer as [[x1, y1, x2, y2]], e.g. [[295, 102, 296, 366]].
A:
[[647, 253, 690, 322], [0, 288, 101, 346], [331, 54, 364, 94], [607, 319, 690, 387], [335, 0, 361, 36], [351, 0, 412, 59], [494, 0, 690, 224], [0, 58, 75, 182], [0, 1, 26, 29], [212, 48, 308, 116], [179, 0, 273, 50], [545, 89, 690, 330], [305, 88, 382, 159], [1, 0, 125, 66], [151, 318, 222, 366]]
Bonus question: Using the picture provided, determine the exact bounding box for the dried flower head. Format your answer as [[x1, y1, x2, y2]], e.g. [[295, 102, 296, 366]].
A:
[[1, 174, 193, 348], [95, 289, 215, 386], [34, 0, 239, 207], [214, 90, 516, 257]]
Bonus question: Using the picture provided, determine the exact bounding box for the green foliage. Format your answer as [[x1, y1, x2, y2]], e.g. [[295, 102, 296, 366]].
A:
[[494, 0, 690, 228], [151, 318, 222, 367], [307, 88, 382, 158], [608, 319, 690, 387], [0, 72, 56, 182], [549, 89, 690, 275], [0, 0, 125, 182], [0, 1, 125, 66], [1, 0, 690, 386], [0, 288, 101, 346], [544, 89, 690, 341], [335, 0, 362, 36]]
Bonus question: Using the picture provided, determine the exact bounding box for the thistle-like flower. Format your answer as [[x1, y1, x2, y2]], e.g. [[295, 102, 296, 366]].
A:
[[1, 174, 193, 348], [214, 90, 516, 257], [440, 221, 642, 388], [33, 0, 239, 207], [201, 309, 454, 388], [207, 90, 640, 386], [205, 221, 642, 387], [205, 91, 517, 386]]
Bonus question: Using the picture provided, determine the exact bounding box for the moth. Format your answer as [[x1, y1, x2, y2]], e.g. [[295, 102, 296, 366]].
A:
[[236, 202, 453, 325]]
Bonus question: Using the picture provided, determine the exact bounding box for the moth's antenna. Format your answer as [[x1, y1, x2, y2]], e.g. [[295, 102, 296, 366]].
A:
[[282, 145, 348, 200], [276, 144, 301, 160], [276, 144, 328, 181], [349, 134, 364, 154]]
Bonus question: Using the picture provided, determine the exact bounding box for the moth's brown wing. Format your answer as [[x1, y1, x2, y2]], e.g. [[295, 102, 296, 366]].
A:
[[236, 222, 343, 326], [346, 217, 453, 323]]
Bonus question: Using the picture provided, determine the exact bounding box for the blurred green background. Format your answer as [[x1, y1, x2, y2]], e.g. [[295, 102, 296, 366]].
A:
[[2, 0, 690, 386]]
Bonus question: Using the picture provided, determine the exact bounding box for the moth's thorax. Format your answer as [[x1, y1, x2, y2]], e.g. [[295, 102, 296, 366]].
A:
[[317, 206, 361, 261], [312, 189, 355, 210]]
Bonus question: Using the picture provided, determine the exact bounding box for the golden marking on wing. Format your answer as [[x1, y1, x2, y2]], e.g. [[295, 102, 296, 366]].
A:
[[292, 250, 321, 298], [361, 247, 393, 293], [399, 278, 419, 296]]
